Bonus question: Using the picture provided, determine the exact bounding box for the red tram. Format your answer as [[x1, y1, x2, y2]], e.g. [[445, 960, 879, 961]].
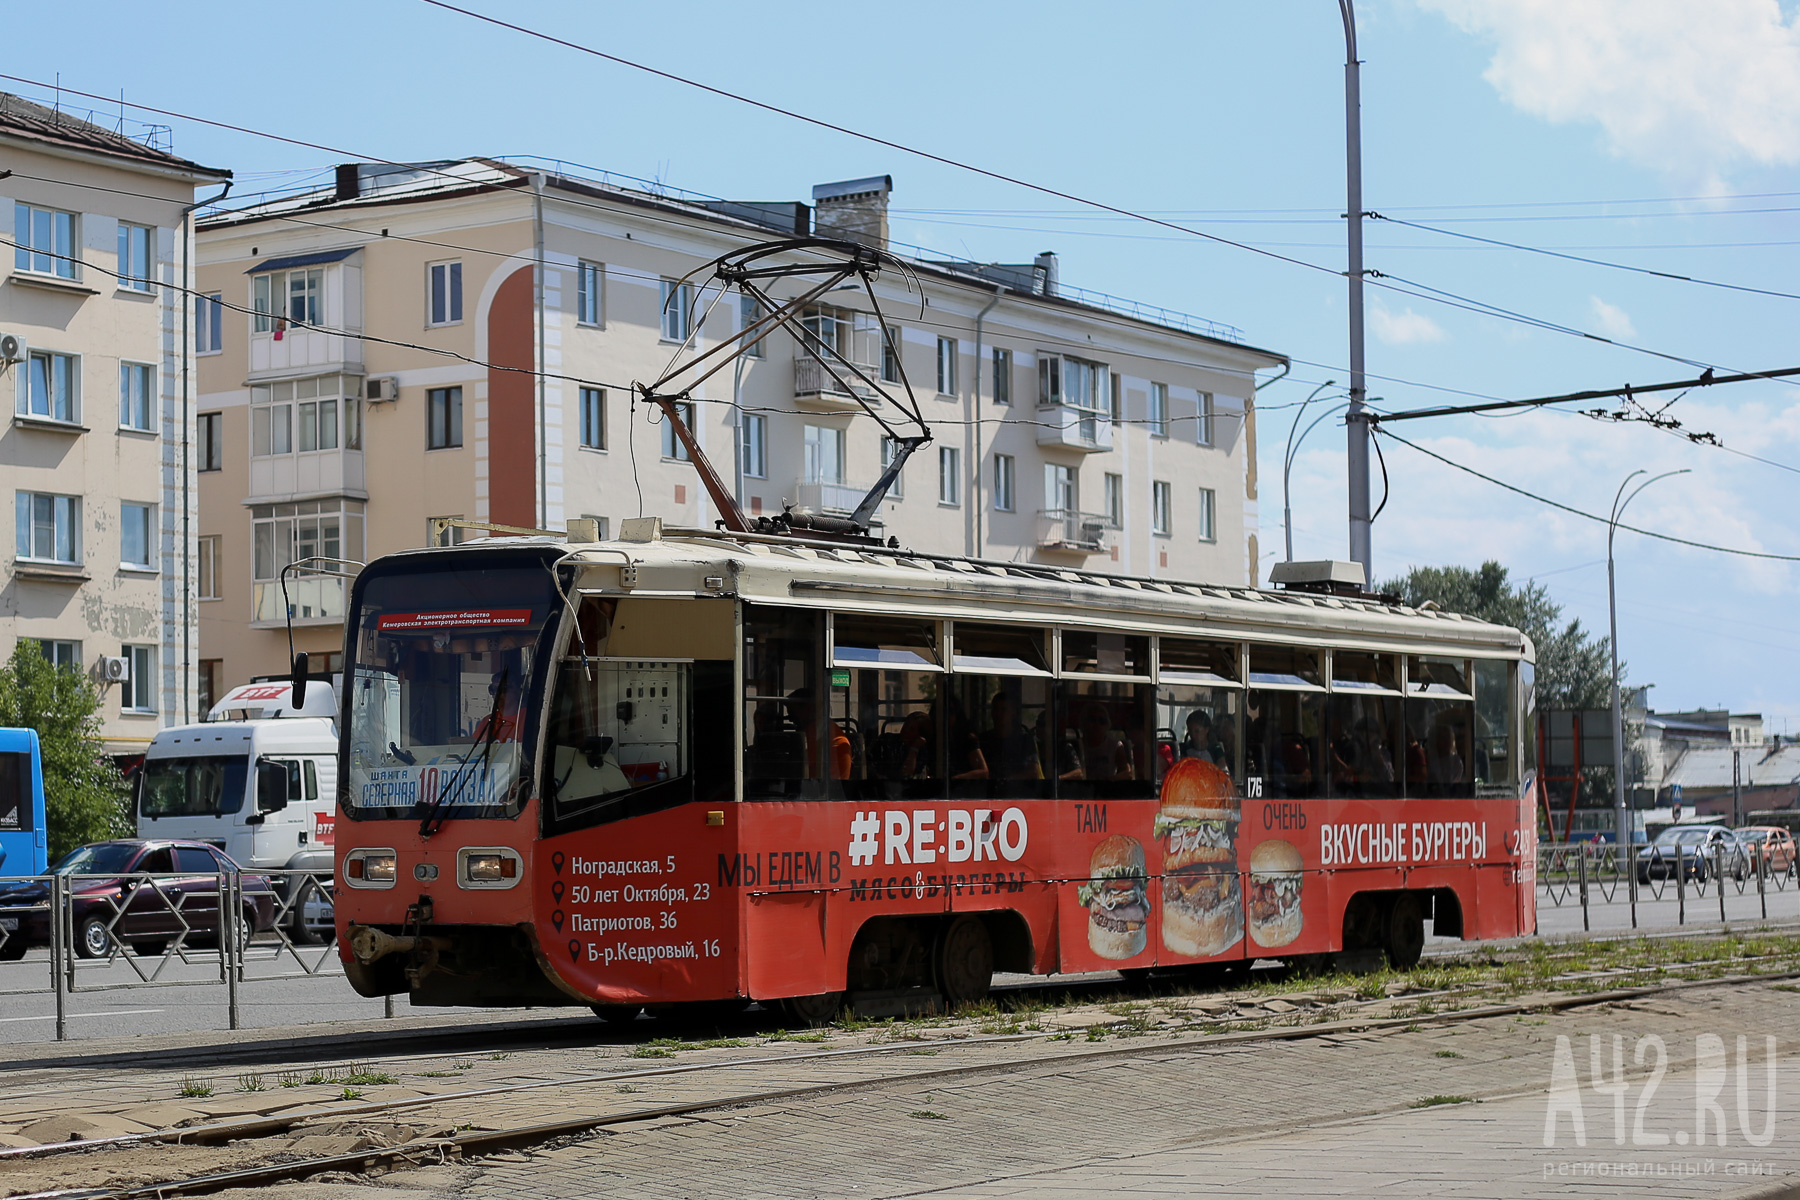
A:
[[334, 527, 1538, 1020]]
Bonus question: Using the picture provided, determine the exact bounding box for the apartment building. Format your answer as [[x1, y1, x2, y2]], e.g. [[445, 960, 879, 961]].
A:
[[195, 161, 1285, 689], [0, 94, 230, 752]]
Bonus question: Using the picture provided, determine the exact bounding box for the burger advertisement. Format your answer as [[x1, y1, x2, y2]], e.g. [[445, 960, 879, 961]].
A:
[[1076, 835, 1150, 959], [1154, 758, 1242, 957], [1248, 838, 1305, 948]]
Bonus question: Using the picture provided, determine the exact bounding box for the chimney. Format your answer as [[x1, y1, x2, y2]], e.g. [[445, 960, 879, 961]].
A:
[[811, 175, 892, 251], [1033, 251, 1059, 297], [335, 164, 361, 202]]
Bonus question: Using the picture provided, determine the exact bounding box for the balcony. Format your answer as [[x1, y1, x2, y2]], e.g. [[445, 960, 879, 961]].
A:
[[792, 358, 876, 413], [793, 478, 874, 514], [1037, 509, 1112, 556], [1036, 403, 1114, 453], [249, 449, 366, 503], [252, 575, 346, 627]]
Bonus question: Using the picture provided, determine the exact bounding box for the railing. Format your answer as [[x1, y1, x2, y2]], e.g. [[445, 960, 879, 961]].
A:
[[1535, 841, 1796, 930], [793, 358, 884, 399], [0, 868, 344, 1040], [1037, 509, 1112, 553], [793, 479, 876, 514]]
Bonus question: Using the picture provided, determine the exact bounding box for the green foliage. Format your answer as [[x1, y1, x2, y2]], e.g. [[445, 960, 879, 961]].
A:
[[1378, 560, 1613, 708], [0, 642, 128, 860]]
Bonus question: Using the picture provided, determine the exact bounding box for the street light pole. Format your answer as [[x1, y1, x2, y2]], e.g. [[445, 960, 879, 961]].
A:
[[1340, 0, 1372, 579], [1608, 468, 1689, 858], [1283, 380, 1341, 562]]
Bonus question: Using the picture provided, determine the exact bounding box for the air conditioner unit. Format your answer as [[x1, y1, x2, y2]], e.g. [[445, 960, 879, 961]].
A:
[[0, 332, 25, 364], [365, 376, 400, 402], [97, 656, 130, 684]]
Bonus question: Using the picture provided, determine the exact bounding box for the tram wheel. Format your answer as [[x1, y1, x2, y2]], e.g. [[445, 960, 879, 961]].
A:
[[935, 916, 994, 1008], [1383, 894, 1425, 970], [589, 1003, 644, 1024], [778, 991, 845, 1027]]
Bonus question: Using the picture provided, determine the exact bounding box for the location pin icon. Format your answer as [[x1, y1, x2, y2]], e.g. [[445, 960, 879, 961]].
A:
[[551, 880, 565, 904], [568, 939, 581, 963], [552, 851, 566, 876], [552, 908, 565, 932]]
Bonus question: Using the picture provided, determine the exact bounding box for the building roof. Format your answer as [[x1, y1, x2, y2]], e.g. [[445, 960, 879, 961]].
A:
[[245, 246, 361, 274], [1663, 744, 1800, 791], [0, 92, 229, 180]]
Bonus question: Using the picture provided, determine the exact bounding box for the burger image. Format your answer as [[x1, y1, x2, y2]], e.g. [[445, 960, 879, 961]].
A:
[[1076, 835, 1149, 960], [1247, 838, 1305, 948], [1155, 758, 1242, 956]]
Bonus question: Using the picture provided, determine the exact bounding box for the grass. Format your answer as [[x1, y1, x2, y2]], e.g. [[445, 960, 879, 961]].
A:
[[1411, 1095, 1473, 1108], [631, 1046, 675, 1059], [235, 1073, 265, 1093], [487, 1052, 513, 1061], [177, 1077, 214, 1099], [419, 1070, 458, 1078], [615, 1084, 641, 1094], [1435, 1050, 1464, 1059], [339, 1087, 365, 1101], [277, 1071, 305, 1089], [764, 1030, 827, 1044], [908, 1110, 947, 1120], [338, 1070, 398, 1086]]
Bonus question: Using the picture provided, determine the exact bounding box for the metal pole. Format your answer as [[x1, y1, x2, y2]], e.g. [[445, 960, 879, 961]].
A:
[[1758, 848, 1767, 920], [385, 993, 395, 1019], [1577, 842, 1589, 932], [50, 873, 66, 1042], [1677, 843, 1686, 925], [1718, 847, 1728, 923], [226, 871, 240, 1031], [1732, 748, 1742, 829], [1340, 0, 1371, 576]]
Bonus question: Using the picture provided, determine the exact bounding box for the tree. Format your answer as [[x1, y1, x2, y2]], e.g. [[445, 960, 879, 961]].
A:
[[0, 642, 129, 861], [1378, 560, 1614, 709]]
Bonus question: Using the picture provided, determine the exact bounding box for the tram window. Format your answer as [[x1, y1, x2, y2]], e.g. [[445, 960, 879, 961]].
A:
[[1056, 680, 1155, 800], [951, 624, 1050, 675], [832, 615, 940, 670], [1521, 662, 1538, 777], [1332, 651, 1398, 692], [1159, 639, 1239, 685], [1408, 656, 1472, 698], [546, 660, 690, 821], [1062, 631, 1148, 678], [1473, 659, 1514, 789], [1247, 646, 1321, 689], [831, 667, 943, 801], [1246, 689, 1324, 799], [953, 674, 1052, 800], [1156, 684, 1243, 792], [743, 606, 825, 800], [1328, 693, 1400, 799], [1403, 695, 1475, 799]]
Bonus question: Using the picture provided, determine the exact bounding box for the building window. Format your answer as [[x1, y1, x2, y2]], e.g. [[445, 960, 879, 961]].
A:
[[298, 399, 337, 450], [741, 412, 767, 478], [16, 492, 80, 563], [1197, 391, 1215, 446], [1038, 353, 1109, 413], [1104, 472, 1123, 528], [253, 268, 321, 332], [198, 659, 222, 712], [198, 412, 223, 471], [803, 424, 845, 485], [936, 337, 958, 396], [881, 325, 901, 383], [880, 436, 905, 498], [579, 387, 606, 450], [1198, 487, 1217, 542], [252, 499, 364, 595], [23, 351, 78, 423], [577, 260, 604, 326], [195, 292, 223, 354], [993, 453, 1015, 512], [939, 446, 961, 506], [992, 348, 1012, 405], [198, 534, 221, 599], [36, 640, 80, 672], [1044, 463, 1077, 514], [117, 222, 154, 291], [251, 377, 360, 457], [14, 203, 76, 279], [1149, 382, 1169, 438], [741, 293, 767, 358], [121, 645, 156, 713], [121, 502, 155, 569], [659, 279, 693, 342], [119, 362, 155, 431], [428, 260, 463, 326], [427, 386, 463, 450], [661, 401, 694, 460], [1152, 480, 1172, 536]]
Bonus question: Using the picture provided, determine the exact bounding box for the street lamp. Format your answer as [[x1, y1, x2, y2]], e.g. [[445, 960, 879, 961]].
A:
[[1608, 468, 1689, 862], [1282, 380, 1344, 562], [1340, 0, 1372, 578]]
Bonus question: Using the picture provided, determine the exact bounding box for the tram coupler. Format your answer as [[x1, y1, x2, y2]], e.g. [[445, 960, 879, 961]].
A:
[[349, 923, 450, 967]]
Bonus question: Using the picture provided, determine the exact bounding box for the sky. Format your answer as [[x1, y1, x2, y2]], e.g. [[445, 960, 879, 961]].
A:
[[12, 0, 1800, 727]]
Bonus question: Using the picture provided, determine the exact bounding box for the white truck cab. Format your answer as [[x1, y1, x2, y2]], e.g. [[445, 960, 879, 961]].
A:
[[136, 681, 339, 941]]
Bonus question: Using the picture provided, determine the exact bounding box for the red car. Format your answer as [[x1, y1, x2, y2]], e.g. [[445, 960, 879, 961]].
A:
[[0, 839, 276, 960], [1736, 827, 1798, 876]]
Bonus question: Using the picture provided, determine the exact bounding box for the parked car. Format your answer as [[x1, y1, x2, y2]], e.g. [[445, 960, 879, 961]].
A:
[[1635, 825, 1750, 884], [0, 839, 276, 960], [1735, 826, 1798, 877]]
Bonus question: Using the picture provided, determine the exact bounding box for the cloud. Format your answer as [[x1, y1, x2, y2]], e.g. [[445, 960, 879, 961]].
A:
[[1416, 0, 1800, 181], [1588, 296, 1637, 339], [1369, 304, 1447, 345]]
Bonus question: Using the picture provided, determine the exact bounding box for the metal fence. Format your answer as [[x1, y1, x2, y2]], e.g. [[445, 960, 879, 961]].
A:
[[1536, 841, 1798, 930], [0, 868, 345, 1040]]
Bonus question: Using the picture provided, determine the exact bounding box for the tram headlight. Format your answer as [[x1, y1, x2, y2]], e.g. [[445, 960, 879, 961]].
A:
[[345, 850, 399, 888], [458, 847, 523, 889]]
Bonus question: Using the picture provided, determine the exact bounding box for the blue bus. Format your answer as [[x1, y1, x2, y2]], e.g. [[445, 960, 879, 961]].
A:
[[0, 729, 47, 876]]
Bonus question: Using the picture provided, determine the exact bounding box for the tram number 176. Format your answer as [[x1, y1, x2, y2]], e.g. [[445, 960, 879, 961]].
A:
[[1245, 777, 1264, 799]]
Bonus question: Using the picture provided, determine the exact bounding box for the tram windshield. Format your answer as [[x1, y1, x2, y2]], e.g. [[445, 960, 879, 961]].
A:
[[342, 552, 561, 820]]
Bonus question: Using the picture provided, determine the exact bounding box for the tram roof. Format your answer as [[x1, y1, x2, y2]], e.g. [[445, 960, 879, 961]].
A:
[[385, 531, 1533, 660]]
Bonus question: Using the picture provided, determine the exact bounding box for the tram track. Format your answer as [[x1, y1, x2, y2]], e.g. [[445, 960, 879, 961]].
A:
[[5, 959, 1799, 1200]]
